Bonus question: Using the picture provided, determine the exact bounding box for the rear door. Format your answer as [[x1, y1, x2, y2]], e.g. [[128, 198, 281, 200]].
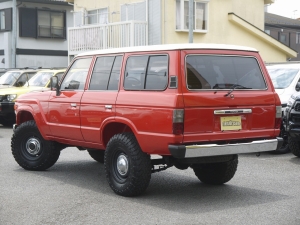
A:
[[80, 55, 122, 144], [181, 49, 276, 143]]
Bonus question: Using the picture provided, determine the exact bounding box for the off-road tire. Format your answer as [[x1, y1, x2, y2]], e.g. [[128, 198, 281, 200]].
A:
[[88, 149, 105, 163], [11, 120, 60, 171], [192, 156, 238, 185], [288, 137, 300, 157], [104, 133, 151, 197]]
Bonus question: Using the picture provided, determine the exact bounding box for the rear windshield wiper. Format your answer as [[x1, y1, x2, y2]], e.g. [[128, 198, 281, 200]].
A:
[[224, 84, 251, 97]]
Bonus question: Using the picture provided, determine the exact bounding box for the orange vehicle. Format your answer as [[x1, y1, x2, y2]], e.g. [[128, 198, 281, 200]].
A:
[[11, 44, 282, 196]]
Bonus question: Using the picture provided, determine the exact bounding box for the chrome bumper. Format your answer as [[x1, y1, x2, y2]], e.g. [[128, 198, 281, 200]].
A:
[[13, 124, 18, 132], [169, 138, 283, 158]]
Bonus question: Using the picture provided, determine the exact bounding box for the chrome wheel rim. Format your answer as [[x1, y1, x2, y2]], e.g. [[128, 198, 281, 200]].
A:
[[25, 137, 41, 155], [116, 154, 129, 176]]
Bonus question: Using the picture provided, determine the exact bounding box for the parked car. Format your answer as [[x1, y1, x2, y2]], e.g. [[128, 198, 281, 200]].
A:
[[0, 68, 65, 126], [0, 69, 40, 89], [284, 92, 300, 157], [0, 69, 9, 77], [11, 44, 282, 197], [266, 63, 300, 153]]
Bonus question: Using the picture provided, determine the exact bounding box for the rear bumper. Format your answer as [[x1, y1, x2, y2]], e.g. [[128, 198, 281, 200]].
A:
[[169, 138, 283, 158]]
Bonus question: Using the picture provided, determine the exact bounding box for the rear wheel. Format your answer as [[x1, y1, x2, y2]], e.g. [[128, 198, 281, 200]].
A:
[[88, 149, 105, 163], [288, 137, 300, 157], [11, 120, 60, 171], [104, 133, 151, 197], [192, 155, 238, 185]]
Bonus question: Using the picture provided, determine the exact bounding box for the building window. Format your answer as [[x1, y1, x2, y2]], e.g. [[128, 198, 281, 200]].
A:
[[121, 2, 146, 21], [296, 33, 300, 44], [279, 33, 286, 43], [86, 8, 108, 25], [19, 8, 66, 39], [0, 8, 12, 32], [38, 10, 65, 38], [176, 0, 209, 32]]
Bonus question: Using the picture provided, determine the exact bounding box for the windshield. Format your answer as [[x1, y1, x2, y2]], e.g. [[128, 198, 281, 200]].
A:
[[25, 72, 54, 87], [186, 55, 266, 90], [0, 72, 21, 85], [267, 68, 299, 89]]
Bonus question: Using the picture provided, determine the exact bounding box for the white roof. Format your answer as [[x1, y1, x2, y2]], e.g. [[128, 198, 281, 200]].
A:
[[77, 43, 258, 57], [266, 63, 300, 69]]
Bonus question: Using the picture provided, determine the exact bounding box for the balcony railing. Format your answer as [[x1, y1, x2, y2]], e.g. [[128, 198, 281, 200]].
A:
[[68, 21, 148, 55]]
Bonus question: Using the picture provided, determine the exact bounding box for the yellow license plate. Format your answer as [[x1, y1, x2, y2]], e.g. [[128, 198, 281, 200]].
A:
[[220, 116, 242, 131]]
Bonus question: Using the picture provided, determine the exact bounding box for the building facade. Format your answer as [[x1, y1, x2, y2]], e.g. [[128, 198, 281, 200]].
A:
[[0, 0, 73, 69], [265, 12, 300, 61], [66, 0, 297, 63]]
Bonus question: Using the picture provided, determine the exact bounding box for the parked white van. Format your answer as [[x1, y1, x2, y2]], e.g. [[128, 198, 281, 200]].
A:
[[266, 63, 300, 154]]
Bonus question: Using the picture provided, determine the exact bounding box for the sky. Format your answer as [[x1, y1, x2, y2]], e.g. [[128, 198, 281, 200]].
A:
[[267, 0, 300, 19]]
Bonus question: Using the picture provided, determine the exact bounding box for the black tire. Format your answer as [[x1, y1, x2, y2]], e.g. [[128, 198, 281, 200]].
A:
[[88, 149, 105, 163], [288, 137, 300, 157], [11, 120, 60, 171], [104, 133, 151, 197], [192, 156, 238, 185]]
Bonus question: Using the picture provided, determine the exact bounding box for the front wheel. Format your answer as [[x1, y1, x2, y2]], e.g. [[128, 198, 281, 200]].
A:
[[104, 133, 151, 197], [288, 137, 300, 157], [11, 120, 60, 171], [192, 155, 238, 185]]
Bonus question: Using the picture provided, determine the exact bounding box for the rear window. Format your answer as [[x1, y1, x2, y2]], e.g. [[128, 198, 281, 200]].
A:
[[186, 55, 267, 90]]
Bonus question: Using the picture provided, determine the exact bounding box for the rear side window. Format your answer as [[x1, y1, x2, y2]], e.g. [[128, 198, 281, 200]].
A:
[[60, 58, 92, 90], [124, 55, 168, 90], [89, 55, 122, 91], [186, 55, 266, 90]]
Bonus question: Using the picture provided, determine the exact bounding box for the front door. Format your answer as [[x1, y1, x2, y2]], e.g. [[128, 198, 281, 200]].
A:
[[47, 57, 93, 141]]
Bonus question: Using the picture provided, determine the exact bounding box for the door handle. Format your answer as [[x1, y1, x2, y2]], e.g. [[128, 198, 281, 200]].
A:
[[105, 105, 112, 109], [71, 103, 77, 107]]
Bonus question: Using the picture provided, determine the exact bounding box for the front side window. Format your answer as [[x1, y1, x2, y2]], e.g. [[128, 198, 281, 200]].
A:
[[186, 55, 266, 90], [176, 0, 209, 31], [60, 58, 92, 90], [15, 72, 36, 87], [86, 8, 108, 25], [268, 68, 299, 89], [124, 55, 168, 90]]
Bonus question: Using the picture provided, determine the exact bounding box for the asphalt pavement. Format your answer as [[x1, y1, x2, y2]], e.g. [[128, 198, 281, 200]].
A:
[[0, 125, 300, 225]]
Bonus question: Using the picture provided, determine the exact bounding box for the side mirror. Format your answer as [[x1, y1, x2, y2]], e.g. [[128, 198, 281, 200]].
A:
[[50, 76, 60, 96], [296, 82, 300, 92]]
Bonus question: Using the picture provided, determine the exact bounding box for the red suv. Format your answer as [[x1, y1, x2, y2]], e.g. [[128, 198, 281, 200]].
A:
[[11, 44, 283, 196]]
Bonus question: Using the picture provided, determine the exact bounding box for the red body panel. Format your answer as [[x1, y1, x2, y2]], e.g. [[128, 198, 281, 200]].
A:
[[14, 47, 281, 155]]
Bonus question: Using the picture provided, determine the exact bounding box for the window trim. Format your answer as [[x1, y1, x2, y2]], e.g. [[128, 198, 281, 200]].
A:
[[296, 32, 300, 44], [123, 54, 169, 91], [175, 0, 209, 33]]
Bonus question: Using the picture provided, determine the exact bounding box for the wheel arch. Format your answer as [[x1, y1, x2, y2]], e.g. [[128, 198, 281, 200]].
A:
[[101, 117, 140, 149]]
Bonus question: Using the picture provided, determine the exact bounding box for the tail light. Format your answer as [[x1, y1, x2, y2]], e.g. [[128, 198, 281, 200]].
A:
[[173, 109, 184, 135], [275, 105, 282, 129]]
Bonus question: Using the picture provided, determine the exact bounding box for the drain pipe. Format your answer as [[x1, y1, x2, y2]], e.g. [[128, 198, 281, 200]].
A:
[[11, 0, 17, 68], [189, 0, 193, 43]]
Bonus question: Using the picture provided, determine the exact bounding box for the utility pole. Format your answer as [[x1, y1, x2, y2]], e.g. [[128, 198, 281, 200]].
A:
[[11, 0, 17, 68], [189, 0, 194, 43]]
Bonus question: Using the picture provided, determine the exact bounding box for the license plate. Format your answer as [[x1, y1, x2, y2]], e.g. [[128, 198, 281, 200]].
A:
[[220, 116, 242, 131]]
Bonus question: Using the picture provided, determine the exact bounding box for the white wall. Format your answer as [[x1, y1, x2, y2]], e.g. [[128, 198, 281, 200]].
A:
[[16, 55, 68, 68]]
